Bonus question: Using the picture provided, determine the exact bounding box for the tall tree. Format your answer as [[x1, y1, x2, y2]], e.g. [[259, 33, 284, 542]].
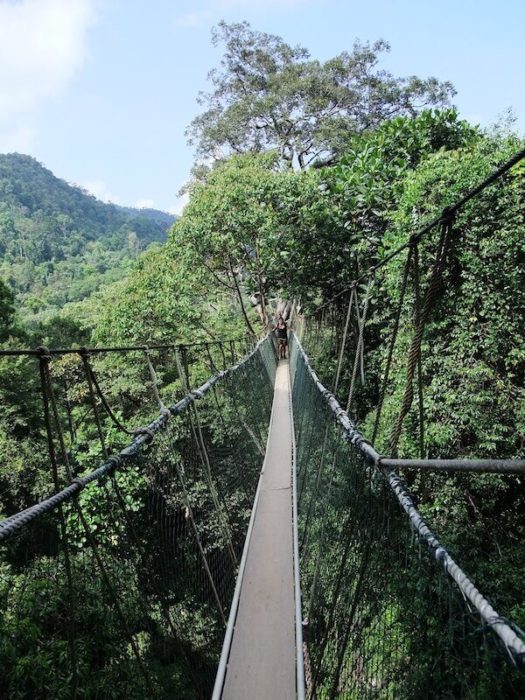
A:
[[0, 279, 15, 341], [187, 21, 455, 169]]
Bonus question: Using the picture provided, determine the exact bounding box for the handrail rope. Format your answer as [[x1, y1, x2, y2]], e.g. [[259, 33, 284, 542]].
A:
[[412, 241, 425, 458], [0, 337, 250, 358], [291, 332, 525, 663], [313, 145, 525, 313], [379, 458, 525, 472], [0, 336, 270, 541]]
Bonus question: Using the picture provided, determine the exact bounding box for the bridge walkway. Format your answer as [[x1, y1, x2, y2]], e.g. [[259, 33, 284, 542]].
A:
[[218, 359, 298, 699]]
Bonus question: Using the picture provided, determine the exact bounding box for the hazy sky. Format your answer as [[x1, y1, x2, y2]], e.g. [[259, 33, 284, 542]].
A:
[[0, 0, 523, 214]]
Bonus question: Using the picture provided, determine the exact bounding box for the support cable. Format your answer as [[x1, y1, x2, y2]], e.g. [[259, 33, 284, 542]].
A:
[[41, 349, 157, 697], [412, 241, 425, 458], [291, 332, 525, 664], [371, 248, 412, 444], [389, 215, 453, 455], [345, 279, 372, 413], [37, 348, 78, 698], [332, 287, 354, 396], [313, 146, 525, 314]]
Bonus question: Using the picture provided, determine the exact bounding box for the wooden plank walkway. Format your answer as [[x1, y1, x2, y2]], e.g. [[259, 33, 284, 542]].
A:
[[220, 359, 296, 699]]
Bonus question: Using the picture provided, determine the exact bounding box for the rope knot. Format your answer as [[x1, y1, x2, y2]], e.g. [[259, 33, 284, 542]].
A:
[[70, 477, 85, 493], [440, 206, 454, 224], [36, 346, 51, 360], [106, 455, 122, 474], [435, 547, 447, 568], [133, 426, 155, 443]]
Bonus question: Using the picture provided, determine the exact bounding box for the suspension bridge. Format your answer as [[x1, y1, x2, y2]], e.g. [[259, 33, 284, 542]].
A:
[[0, 149, 524, 699]]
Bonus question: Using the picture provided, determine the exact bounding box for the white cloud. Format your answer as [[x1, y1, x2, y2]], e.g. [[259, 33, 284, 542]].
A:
[[80, 179, 122, 204], [134, 197, 155, 209], [0, 0, 96, 147], [169, 192, 189, 217], [174, 10, 213, 29]]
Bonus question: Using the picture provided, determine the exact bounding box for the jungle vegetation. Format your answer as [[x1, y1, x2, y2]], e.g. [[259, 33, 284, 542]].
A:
[[0, 21, 523, 698]]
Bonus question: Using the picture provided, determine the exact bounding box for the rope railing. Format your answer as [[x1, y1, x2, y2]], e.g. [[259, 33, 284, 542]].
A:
[[0, 335, 269, 539], [0, 338, 246, 357], [292, 141, 525, 697], [290, 332, 525, 698], [0, 336, 276, 698]]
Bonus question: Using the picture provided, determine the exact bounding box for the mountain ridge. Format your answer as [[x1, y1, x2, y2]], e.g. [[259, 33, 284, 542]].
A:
[[0, 153, 175, 321]]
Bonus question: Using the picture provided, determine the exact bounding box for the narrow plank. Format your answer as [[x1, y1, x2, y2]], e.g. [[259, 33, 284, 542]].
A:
[[221, 360, 296, 699]]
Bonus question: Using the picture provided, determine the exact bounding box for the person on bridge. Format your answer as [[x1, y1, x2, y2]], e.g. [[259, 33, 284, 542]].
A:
[[274, 314, 289, 360]]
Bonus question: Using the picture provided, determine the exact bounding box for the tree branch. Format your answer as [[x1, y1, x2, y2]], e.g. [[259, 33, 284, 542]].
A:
[[228, 258, 258, 337]]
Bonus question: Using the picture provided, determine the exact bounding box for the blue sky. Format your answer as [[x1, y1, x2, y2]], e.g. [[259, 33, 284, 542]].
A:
[[0, 0, 523, 213]]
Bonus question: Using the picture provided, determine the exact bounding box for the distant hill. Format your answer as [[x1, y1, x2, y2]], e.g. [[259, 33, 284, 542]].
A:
[[118, 206, 175, 228], [0, 154, 175, 320]]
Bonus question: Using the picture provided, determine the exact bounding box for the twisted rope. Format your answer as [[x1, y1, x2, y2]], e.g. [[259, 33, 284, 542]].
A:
[[371, 247, 413, 445], [389, 214, 453, 455]]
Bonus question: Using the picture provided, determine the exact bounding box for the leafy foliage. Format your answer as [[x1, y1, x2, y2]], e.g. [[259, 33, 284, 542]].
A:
[[188, 21, 455, 169]]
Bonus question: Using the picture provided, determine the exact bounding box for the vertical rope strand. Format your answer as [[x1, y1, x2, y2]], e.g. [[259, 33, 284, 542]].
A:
[[371, 248, 413, 445], [37, 348, 78, 698], [389, 216, 453, 455], [345, 280, 372, 414], [412, 241, 426, 459]]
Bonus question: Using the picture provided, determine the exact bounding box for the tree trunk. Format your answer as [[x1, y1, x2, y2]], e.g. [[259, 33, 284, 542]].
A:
[[228, 260, 257, 338]]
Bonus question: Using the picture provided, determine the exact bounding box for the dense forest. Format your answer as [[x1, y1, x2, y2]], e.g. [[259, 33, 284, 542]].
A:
[[0, 21, 523, 699], [0, 153, 174, 326]]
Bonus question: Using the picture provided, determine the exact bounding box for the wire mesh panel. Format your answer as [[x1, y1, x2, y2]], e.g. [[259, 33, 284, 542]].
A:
[[0, 338, 275, 699], [290, 334, 525, 700]]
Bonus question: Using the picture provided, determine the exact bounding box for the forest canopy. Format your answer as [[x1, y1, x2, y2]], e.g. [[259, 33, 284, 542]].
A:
[[0, 20, 524, 699], [187, 21, 455, 168]]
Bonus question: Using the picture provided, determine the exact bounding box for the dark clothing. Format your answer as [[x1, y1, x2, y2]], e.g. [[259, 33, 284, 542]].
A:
[[275, 320, 289, 358]]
